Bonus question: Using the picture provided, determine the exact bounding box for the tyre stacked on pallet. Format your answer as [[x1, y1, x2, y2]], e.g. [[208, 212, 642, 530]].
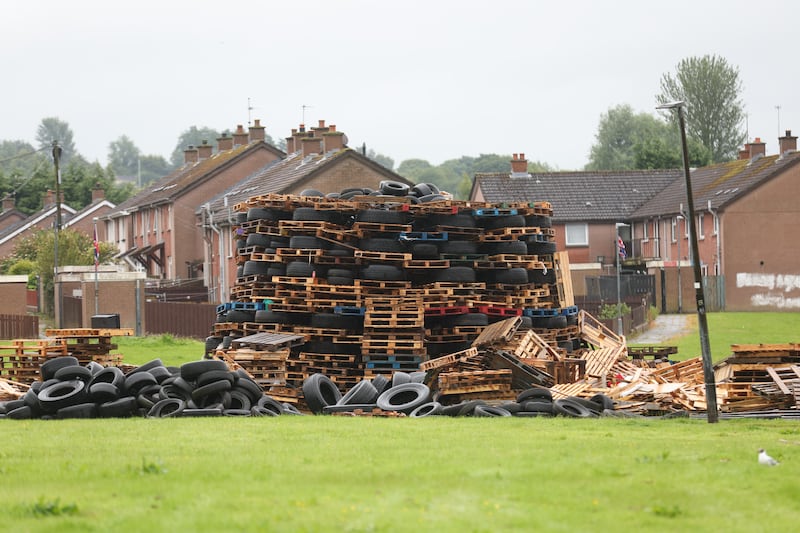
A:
[[215, 187, 574, 409]]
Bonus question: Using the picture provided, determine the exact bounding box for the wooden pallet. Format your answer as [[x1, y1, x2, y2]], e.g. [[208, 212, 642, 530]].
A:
[[470, 316, 522, 347]]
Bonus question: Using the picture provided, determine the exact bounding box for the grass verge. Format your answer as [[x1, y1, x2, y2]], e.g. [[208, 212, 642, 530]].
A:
[[1, 416, 797, 532]]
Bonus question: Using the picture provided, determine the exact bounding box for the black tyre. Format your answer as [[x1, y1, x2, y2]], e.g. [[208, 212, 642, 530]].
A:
[[525, 215, 552, 228], [234, 378, 264, 403], [480, 215, 525, 230], [391, 371, 411, 387], [527, 241, 557, 255], [257, 395, 285, 415], [124, 372, 158, 396], [410, 183, 440, 197], [361, 264, 404, 281], [485, 240, 527, 256], [242, 260, 270, 276], [409, 242, 440, 259], [553, 398, 594, 418], [181, 359, 229, 381], [223, 409, 253, 417], [379, 180, 410, 196], [245, 233, 271, 248], [192, 379, 232, 402], [430, 213, 475, 228], [409, 401, 443, 418], [6, 405, 33, 419], [371, 374, 390, 395], [292, 207, 330, 222], [89, 382, 120, 403], [310, 312, 363, 331], [98, 397, 138, 418], [254, 310, 289, 324], [545, 315, 568, 329], [226, 309, 255, 324], [376, 383, 430, 414], [53, 365, 92, 383], [299, 189, 324, 198], [442, 313, 488, 327], [589, 393, 615, 411], [41, 356, 79, 381], [205, 335, 224, 355], [439, 240, 478, 255], [434, 266, 476, 283], [38, 380, 88, 412], [359, 238, 404, 253], [148, 398, 186, 418], [516, 388, 553, 403], [181, 408, 223, 417], [196, 370, 235, 388], [57, 402, 98, 419], [520, 400, 555, 414], [418, 193, 447, 203], [289, 235, 323, 249], [474, 405, 512, 417], [285, 261, 318, 278], [250, 406, 279, 417], [302, 373, 342, 414], [337, 380, 379, 405], [356, 209, 406, 224], [494, 268, 529, 285]]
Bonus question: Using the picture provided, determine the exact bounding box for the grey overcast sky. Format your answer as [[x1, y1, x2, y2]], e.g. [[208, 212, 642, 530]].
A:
[[2, 0, 798, 170]]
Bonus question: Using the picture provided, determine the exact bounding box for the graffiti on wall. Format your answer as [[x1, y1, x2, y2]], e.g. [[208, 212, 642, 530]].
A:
[[736, 272, 800, 309]]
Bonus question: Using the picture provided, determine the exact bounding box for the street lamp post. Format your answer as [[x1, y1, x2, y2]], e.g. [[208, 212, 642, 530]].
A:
[[657, 100, 718, 423], [51, 141, 62, 328], [615, 223, 628, 336], [676, 214, 683, 313]]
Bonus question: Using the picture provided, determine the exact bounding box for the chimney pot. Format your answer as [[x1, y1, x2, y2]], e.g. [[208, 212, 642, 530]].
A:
[[748, 137, 766, 158], [248, 119, 266, 142], [318, 119, 325, 128], [329, 124, 336, 132], [510, 152, 528, 175], [233, 124, 249, 147]]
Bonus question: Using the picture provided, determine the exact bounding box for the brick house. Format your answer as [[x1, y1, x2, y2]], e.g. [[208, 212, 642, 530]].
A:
[[0, 195, 27, 233], [629, 131, 800, 312], [101, 120, 284, 280], [470, 154, 680, 298], [0, 190, 79, 259], [199, 120, 414, 303]]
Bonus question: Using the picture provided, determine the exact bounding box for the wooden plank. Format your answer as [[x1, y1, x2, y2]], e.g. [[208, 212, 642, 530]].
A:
[[766, 366, 792, 395], [553, 250, 575, 308]]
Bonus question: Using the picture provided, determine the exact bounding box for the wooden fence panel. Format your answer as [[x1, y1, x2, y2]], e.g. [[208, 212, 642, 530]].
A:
[[0, 314, 39, 339], [145, 301, 217, 339]]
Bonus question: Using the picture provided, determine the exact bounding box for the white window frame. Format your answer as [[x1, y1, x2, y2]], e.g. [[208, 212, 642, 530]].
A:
[[642, 220, 649, 242], [565, 223, 589, 246], [713, 213, 719, 236], [697, 213, 705, 239], [671, 218, 678, 243]]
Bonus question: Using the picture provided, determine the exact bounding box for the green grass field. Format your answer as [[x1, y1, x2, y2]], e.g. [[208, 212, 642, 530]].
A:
[[633, 312, 800, 362], [2, 417, 797, 532], [3, 312, 798, 531]]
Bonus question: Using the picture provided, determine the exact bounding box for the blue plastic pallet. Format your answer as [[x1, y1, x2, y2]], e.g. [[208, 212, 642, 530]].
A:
[[366, 361, 421, 369], [523, 308, 560, 317], [333, 305, 366, 316], [473, 207, 518, 217], [559, 305, 579, 316], [398, 231, 449, 242]]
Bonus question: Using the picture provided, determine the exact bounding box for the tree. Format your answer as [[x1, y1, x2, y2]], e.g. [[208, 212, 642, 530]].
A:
[[108, 135, 141, 178], [634, 135, 712, 169], [170, 126, 222, 168], [586, 104, 668, 170], [658, 54, 746, 163], [397, 159, 434, 181], [366, 148, 394, 171], [8, 228, 117, 315], [36, 117, 77, 163], [136, 154, 172, 186]]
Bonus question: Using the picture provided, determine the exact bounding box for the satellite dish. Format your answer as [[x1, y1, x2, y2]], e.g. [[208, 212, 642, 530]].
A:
[[342, 134, 349, 146]]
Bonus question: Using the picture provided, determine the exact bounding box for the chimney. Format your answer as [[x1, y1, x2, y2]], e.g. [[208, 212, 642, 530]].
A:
[[43, 189, 55, 207], [510, 153, 528, 174], [738, 144, 750, 160], [749, 137, 766, 158], [301, 136, 322, 157], [197, 140, 213, 159], [322, 125, 345, 152], [779, 129, 797, 154], [217, 132, 233, 151], [232, 124, 249, 147], [249, 119, 266, 142], [311, 119, 330, 138], [91, 183, 105, 202], [2, 194, 14, 211], [183, 144, 199, 164], [286, 130, 297, 153]]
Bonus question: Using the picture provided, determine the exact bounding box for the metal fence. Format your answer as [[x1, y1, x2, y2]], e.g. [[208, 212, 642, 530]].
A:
[[0, 314, 39, 339], [144, 301, 217, 339]]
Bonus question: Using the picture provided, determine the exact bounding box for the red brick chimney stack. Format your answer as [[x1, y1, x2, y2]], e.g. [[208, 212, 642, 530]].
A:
[[249, 119, 266, 142], [301, 136, 322, 157], [738, 144, 750, 160], [43, 189, 55, 207], [232, 124, 249, 147], [779, 129, 797, 154], [311, 119, 330, 138], [322, 125, 345, 153], [217, 132, 233, 152], [510, 153, 528, 174], [197, 140, 213, 159], [184, 145, 199, 164], [2, 194, 14, 211], [91, 184, 105, 202], [749, 137, 766, 158]]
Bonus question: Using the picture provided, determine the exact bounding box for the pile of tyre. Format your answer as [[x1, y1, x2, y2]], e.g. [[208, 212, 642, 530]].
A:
[[302, 371, 616, 418], [0, 356, 301, 420]]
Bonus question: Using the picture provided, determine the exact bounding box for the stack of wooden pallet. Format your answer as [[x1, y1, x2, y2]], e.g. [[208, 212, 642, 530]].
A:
[[0, 339, 69, 384]]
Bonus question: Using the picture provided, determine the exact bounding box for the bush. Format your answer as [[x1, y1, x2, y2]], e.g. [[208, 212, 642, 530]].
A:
[[598, 303, 631, 319]]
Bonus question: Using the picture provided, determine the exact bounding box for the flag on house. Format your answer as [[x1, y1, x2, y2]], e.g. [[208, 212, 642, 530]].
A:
[[93, 225, 100, 267], [617, 236, 626, 259]]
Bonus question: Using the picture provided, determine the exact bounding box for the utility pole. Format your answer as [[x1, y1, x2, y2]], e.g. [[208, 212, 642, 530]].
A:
[[52, 141, 63, 328]]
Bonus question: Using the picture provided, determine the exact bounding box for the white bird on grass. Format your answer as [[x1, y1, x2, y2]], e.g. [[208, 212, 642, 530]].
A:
[[758, 448, 779, 466]]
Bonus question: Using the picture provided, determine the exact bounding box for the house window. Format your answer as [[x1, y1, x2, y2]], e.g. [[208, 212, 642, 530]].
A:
[[671, 218, 678, 242], [642, 221, 649, 242], [697, 213, 705, 239], [565, 223, 588, 246]]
